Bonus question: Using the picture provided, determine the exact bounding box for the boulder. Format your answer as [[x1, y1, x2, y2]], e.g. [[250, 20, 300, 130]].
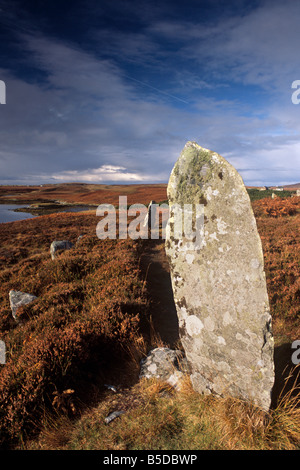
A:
[[9, 290, 37, 321], [165, 142, 275, 410], [50, 240, 74, 260], [139, 347, 190, 390]]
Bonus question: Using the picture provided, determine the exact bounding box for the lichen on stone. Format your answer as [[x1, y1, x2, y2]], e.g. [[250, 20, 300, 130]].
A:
[[165, 141, 275, 411]]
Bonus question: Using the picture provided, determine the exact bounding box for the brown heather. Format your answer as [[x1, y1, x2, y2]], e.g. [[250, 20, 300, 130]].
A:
[[0, 212, 149, 447], [0, 194, 299, 450], [252, 196, 300, 338]]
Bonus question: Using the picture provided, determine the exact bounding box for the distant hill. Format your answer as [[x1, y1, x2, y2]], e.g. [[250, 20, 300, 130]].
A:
[[247, 183, 300, 191], [0, 183, 168, 206], [0, 182, 298, 208], [281, 182, 300, 190]]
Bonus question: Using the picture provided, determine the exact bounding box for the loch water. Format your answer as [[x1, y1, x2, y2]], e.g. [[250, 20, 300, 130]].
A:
[[0, 204, 93, 224]]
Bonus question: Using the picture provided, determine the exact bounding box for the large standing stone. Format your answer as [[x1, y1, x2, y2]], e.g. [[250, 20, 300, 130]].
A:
[[165, 141, 274, 411]]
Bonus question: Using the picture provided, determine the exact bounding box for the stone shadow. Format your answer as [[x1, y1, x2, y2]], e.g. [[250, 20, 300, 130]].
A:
[[271, 341, 300, 409], [138, 238, 180, 349], [137, 239, 300, 412]]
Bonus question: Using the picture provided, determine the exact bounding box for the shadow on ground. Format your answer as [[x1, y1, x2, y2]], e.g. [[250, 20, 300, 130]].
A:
[[138, 239, 180, 349], [138, 239, 300, 411], [271, 342, 300, 408]]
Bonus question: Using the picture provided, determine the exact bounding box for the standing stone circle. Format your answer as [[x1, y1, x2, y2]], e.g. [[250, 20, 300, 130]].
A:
[[165, 141, 274, 411]]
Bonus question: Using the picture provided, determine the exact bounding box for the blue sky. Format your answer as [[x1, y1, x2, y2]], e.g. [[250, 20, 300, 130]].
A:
[[0, 0, 300, 186]]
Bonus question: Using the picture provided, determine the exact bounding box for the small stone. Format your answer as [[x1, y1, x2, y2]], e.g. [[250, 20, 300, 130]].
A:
[[50, 240, 74, 260], [9, 290, 37, 321], [104, 384, 117, 393], [104, 410, 125, 424], [139, 347, 189, 390]]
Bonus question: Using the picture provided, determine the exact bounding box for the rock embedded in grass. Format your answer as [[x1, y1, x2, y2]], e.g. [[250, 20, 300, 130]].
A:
[[165, 141, 275, 411], [104, 410, 125, 424], [139, 347, 190, 390], [9, 290, 37, 321], [50, 240, 74, 260]]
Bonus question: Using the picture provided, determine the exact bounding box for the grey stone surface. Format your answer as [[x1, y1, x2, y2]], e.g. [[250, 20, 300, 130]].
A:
[[104, 410, 125, 424], [165, 141, 275, 410], [9, 290, 37, 321], [50, 240, 74, 260], [143, 200, 157, 229], [139, 347, 190, 390]]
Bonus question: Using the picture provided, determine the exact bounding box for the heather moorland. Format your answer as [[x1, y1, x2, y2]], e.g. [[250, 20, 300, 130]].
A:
[[0, 188, 299, 450]]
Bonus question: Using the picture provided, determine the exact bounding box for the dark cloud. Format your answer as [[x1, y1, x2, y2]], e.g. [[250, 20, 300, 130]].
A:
[[0, 0, 299, 186]]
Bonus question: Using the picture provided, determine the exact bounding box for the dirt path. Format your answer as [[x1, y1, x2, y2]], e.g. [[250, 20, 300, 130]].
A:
[[139, 239, 180, 349]]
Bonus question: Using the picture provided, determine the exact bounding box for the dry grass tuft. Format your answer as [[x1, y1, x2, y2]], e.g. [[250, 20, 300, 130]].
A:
[[207, 395, 269, 449], [265, 366, 300, 449]]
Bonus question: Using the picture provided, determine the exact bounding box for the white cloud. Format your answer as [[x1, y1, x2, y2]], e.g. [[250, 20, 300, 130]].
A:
[[50, 165, 145, 182], [31, 164, 169, 184]]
